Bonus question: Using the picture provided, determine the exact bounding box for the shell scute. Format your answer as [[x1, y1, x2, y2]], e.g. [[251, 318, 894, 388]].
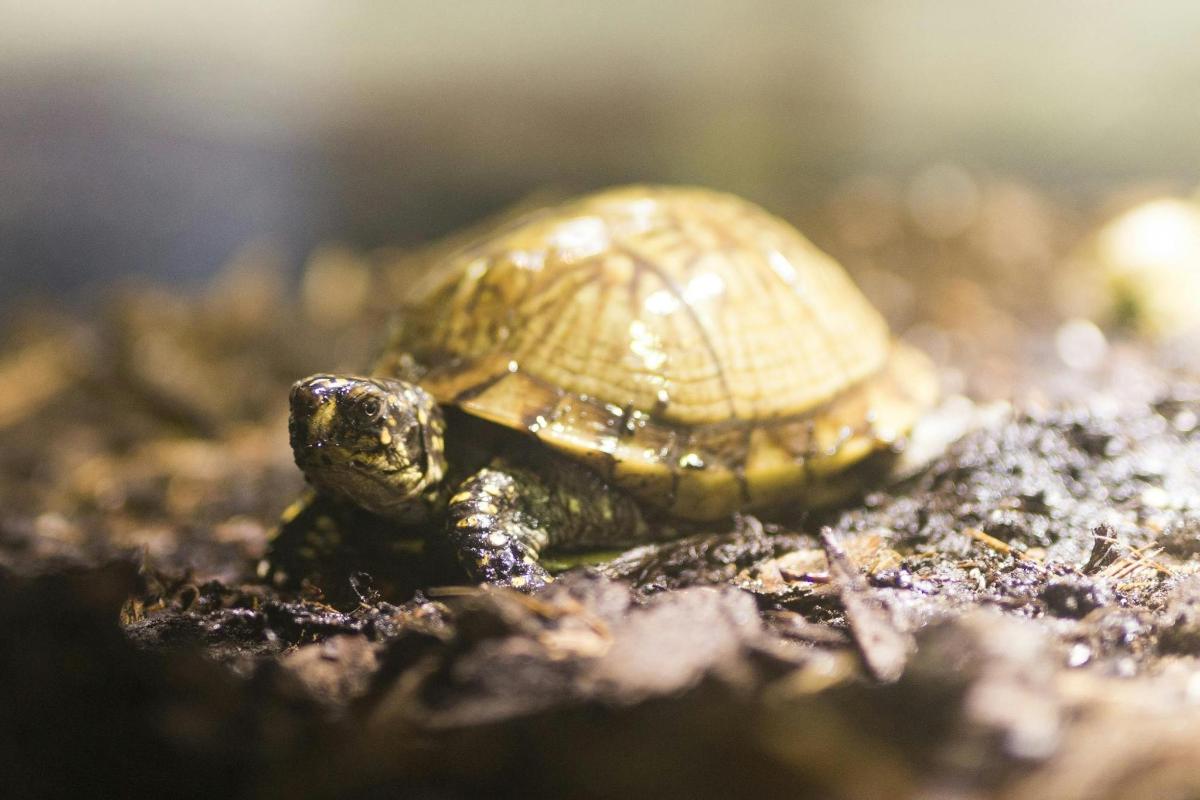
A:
[[395, 186, 936, 519]]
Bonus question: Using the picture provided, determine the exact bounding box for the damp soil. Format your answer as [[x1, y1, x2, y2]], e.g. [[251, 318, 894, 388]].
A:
[[7, 184, 1200, 799]]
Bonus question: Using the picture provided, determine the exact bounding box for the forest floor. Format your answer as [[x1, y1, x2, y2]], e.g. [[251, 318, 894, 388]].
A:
[[6, 179, 1200, 799]]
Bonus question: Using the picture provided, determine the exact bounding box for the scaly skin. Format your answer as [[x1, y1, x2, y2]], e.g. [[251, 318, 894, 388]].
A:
[[446, 456, 651, 590], [272, 375, 653, 591]]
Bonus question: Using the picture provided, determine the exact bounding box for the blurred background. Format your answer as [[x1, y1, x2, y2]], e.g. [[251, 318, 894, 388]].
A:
[[5, 0, 1200, 306], [12, 7, 1200, 798]]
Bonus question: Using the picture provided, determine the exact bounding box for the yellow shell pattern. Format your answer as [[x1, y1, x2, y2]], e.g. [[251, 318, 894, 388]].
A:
[[397, 186, 936, 520]]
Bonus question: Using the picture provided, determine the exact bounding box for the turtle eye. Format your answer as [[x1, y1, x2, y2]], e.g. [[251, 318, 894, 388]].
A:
[[354, 395, 385, 426]]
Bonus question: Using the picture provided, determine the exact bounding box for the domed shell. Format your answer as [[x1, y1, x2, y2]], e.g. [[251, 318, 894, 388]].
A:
[[394, 186, 936, 520]]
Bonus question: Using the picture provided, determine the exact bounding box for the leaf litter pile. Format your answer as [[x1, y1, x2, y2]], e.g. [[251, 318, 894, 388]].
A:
[[7, 182, 1200, 798]]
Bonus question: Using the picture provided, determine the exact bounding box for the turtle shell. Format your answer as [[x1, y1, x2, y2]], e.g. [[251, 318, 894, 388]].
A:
[[391, 185, 936, 520]]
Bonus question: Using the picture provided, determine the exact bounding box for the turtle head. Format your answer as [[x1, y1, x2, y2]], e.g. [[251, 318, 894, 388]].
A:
[[288, 374, 448, 521]]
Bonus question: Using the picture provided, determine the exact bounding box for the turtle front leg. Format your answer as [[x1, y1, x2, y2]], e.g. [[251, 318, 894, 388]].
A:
[[260, 491, 437, 600], [260, 491, 359, 588], [446, 457, 650, 592], [447, 468, 553, 591]]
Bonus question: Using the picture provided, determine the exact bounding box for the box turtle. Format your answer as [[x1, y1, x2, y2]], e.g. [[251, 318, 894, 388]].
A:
[[277, 186, 937, 591]]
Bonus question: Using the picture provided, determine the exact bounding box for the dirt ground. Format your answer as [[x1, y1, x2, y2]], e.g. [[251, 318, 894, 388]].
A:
[[6, 178, 1200, 799]]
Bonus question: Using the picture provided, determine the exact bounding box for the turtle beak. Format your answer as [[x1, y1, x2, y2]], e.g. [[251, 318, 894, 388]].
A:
[[288, 375, 342, 452], [290, 375, 330, 414]]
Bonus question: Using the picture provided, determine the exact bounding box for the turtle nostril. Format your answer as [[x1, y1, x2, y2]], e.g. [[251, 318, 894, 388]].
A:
[[290, 377, 328, 413], [290, 387, 313, 415]]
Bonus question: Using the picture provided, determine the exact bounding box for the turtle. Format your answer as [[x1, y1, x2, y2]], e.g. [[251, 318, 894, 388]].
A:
[[275, 185, 937, 592]]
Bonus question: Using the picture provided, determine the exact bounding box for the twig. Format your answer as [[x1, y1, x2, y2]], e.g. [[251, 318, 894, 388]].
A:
[[820, 529, 912, 683]]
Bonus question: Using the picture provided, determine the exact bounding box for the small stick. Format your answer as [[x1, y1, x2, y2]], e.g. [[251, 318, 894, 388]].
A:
[[964, 527, 1013, 556], [821, 529, 912, 683]]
